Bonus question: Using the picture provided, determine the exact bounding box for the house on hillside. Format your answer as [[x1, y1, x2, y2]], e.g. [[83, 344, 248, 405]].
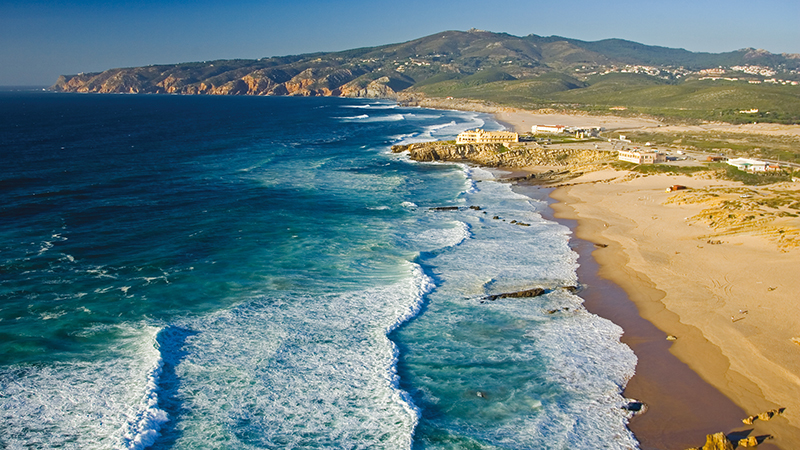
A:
[[456, 129, 519, 144]]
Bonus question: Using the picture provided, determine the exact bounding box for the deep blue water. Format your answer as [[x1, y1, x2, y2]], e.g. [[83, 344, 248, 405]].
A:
[[0, 92, 637, 449]]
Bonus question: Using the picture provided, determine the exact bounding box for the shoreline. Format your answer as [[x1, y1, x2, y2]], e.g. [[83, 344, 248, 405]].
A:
[[487, 110, 800, 449], [516, 183, 751, 449], [509, 181, 755, 449], [544, 174, 800, 449]]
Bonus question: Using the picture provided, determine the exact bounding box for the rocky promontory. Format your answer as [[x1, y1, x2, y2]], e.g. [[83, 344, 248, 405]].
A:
[[390, 141, 615, 169]]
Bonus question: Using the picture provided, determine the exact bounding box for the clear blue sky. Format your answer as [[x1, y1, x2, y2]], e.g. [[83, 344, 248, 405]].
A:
[[2, 0, 798, 86]]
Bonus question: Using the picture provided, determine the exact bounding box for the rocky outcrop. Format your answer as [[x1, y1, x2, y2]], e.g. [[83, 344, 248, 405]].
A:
[[339, 75, 413, 99], [738, 436, 758, 447], [743, 407, 786, 425], [391, 141, 615, 169], [485, 288, 546, 301], [484, 286, 579, 302], [686, 432, 734, 450]]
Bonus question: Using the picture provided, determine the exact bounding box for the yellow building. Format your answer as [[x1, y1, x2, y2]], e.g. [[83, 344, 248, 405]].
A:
[[456, 129, 519, 144], [618, 149, 666, 164]]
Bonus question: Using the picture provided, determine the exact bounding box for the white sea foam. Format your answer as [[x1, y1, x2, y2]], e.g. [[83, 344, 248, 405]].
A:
[[162, 262, 432, 449], [0, 325, 168, 450], [375, 113, 406, 122], [427, 121, 458, 132], [529, 290, 638, 449], [397, 169, 638, 448], [404, 113, 441, 120], [336, 114, 370, 120], [37, 241, 54, 255], [117, 353, 169, 450], [337, 113, 405, 122], [39, 310, 67, 320], [342, 103, 399, 109], [389, 132, 419, 144], [408, 220, 471, 251], [87, 267, 117, 279]]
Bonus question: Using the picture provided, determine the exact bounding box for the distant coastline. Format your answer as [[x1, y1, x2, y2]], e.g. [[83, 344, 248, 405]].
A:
[[0, 86, 49, 91], [47, 29, 800, 125]]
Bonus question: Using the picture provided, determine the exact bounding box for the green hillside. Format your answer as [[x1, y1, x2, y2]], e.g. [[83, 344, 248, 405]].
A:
[[51, 29, 800, 124]]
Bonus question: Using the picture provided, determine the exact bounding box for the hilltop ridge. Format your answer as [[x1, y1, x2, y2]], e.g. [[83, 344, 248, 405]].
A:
[[51, 30, 800, 123]]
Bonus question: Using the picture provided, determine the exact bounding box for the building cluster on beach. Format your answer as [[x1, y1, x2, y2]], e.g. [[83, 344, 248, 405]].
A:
[[617, 148, 786, 172], [531, 124, 602, 138]]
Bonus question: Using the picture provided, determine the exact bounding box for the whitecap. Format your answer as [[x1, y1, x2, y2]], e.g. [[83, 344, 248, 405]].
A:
[[0, 325, 168, 450], [160, 263, 431, 448]]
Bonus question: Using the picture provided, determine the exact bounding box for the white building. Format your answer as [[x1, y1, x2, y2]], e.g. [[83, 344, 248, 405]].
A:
[[727, 158, 769, 172], [618, 149, 666, 165], [531, 125, 567, 134]]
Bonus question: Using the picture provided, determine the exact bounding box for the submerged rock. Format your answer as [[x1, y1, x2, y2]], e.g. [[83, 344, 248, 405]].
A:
[[486, 288, 545, 301], [623, 401, 647, 416]]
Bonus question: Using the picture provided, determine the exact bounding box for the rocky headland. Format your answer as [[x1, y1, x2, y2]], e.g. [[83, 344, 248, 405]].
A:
[[390, 141, 615, 170]]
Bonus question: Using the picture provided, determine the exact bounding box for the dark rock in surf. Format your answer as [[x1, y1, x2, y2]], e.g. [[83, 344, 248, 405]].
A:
[[486, 288, 545, 301]]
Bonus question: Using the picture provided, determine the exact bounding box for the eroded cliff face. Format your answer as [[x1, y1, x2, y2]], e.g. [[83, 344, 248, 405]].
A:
[[51, 66, 406, 98], [391, 141, 615, 168]]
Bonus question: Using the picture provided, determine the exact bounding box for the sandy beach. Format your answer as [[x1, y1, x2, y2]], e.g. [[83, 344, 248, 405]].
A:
[[494, 105, 800, 137], [488, 108, 800, 448], [548, 172, 800, 449]]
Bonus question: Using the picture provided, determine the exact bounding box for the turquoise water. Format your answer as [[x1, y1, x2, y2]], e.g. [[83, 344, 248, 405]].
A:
[[0, 92, 637, 449]]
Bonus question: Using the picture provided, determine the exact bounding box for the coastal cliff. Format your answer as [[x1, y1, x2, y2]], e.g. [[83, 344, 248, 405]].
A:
[[390, 141, 615, 168], [52, 66, 411, 98]]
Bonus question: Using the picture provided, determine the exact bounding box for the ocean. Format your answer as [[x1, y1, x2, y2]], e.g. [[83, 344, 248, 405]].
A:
[[0, 92, 637, 449]]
